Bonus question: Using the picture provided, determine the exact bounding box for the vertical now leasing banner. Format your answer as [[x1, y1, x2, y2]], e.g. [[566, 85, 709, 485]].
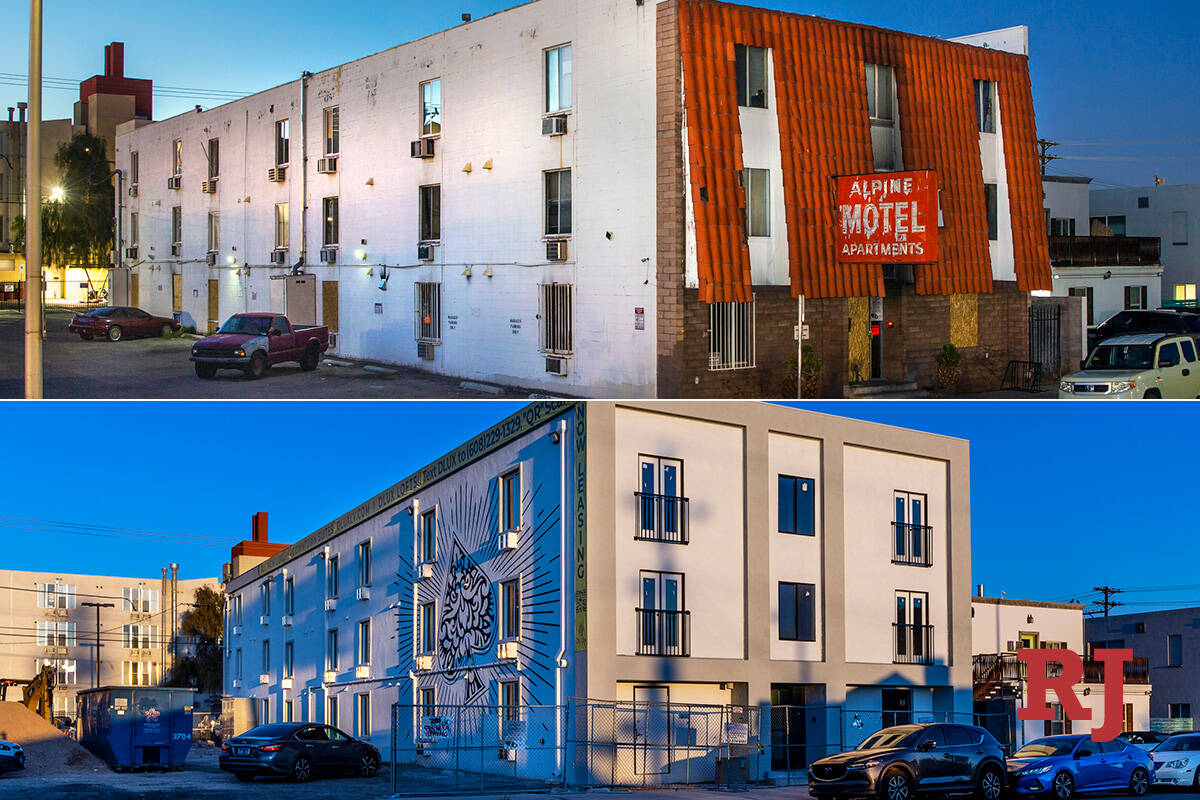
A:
[[574, 402, 587, 651]]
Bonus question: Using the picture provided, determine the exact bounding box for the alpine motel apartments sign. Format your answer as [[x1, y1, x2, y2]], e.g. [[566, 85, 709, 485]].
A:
[[836, 170, 939, 264]]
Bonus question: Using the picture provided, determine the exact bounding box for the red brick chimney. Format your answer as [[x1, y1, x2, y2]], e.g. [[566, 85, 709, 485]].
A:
[[251, 511, 268, 542], [104, 42, 125, 78], [228, 511, 288, 579]]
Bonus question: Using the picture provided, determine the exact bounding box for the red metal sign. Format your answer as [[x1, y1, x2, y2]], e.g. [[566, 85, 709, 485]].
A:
[[836, 171, 939, 264]]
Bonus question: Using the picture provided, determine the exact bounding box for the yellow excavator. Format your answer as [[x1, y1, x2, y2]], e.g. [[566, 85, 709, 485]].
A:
[[0, 665, 55, 721]]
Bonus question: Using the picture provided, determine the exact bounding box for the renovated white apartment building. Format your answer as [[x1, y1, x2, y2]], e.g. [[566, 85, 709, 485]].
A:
[[116, 0, 1051, 397], [0, 569, 218, 719], [973, 595, 1151, 748], [222, 401, 973, 784]]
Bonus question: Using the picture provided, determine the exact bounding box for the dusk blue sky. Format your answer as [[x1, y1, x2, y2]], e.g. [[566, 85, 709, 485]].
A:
[[1, 0, 1196, 189], [1, 400, 1193, 617]]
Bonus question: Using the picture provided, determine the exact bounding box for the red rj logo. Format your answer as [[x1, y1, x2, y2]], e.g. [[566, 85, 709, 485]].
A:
[[1016, 648, 1133, 742]]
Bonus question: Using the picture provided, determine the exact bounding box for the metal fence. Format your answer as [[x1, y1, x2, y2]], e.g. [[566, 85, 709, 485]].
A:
[[389, 699, 1014, 795]]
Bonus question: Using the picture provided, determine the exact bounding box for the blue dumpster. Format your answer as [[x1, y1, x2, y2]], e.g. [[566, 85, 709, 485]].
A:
[[77, 686, 196, 770]]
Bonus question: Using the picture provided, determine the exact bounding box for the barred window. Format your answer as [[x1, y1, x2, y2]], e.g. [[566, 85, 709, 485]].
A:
[[709, 299, 756, 370], [415, 282, 441, 342], [539, 283, 573, 355]]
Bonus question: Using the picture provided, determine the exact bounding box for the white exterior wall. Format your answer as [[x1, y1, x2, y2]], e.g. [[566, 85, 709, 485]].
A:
[[740, 52, 790, 287], [980, 104, 1017, 283], [768, 431, 823, 662], [1052, 267, 1163, 327], [116, 0, 659, 397], [842, 446, 950, 666], [612, 409, 746, 659], [972, 600, 1084, 653], [1044, 178, 1091, 233], [1091, 185, 1200, 302]]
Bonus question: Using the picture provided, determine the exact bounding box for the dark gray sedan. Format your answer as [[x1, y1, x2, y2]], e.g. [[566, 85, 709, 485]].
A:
[[218, 722, 380, 783]]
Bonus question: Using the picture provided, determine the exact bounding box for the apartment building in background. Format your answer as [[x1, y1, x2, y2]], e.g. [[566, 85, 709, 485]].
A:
[[1086, 608, 1200, 731], [221, 401, 974, 783], [973, 595, 1151, 748], [0, 568, 219, 719], [1044, 175, 1163, 327], [1090, 185, 1200, 311], [115, 0, 1054, 397]]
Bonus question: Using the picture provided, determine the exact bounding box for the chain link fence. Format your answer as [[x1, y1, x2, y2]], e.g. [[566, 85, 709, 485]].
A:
[[390, 699, 1014, 795]]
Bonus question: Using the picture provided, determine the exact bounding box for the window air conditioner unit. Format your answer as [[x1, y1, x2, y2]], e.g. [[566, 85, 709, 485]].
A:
[[355, 665, 370, 679], [281, 677, 293, 690], [48, 608, 68, 618], [231, 678, 241, 688], [410, 138, 436, 159], [201, 179, 218, 194], [271, 248, 289, 265], [324, 598, 337, 612], [167, 175, 182, 190], [356, 587, 370, 601], [416, 655, 434, 671], [231, 625, 242, 636], [124, 247, 138, 260], [499, 748, 518, 762], [128, 184, 138, 197], [170, 244, 181, 257], [267, 166, 287, 183], [323, 669, 338, 683], [545, 357, 568, 376], [259, 615, 270, 626], [417, 243, 435, 262], [317, 156, 338, 174], [542, 115, 568, 136], [281, 614, 293, 627], [417, 341, 436, 361], [546, 240, 568, 262], [206, 252, 218, 266], [259, 672, 270, 685], [498, 530, 519, 552], [320, 246, 338, 264], [419, 563, 435, 580], [497, 641, 519, 661]]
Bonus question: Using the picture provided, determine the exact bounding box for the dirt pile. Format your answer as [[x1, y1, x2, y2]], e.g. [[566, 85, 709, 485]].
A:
[[0, 702, 107, 775]]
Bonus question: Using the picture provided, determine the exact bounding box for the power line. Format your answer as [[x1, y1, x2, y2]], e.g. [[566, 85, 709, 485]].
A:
[[1092, 586, 1124, 617], [1055, 139, 1200, 147], [0, 72, 251, 98]]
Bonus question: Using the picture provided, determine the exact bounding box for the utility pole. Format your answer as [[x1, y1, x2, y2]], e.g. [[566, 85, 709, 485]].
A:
[[170, 563, 179, 675], [1037, 139, 1059, 176], [81, 601, 114, 688], [1092, 586, 1124, 617], [24, 0, 43, 398]]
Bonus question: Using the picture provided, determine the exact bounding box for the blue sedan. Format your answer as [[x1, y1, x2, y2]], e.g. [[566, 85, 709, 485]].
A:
[[1006, 735, 1154, 798]]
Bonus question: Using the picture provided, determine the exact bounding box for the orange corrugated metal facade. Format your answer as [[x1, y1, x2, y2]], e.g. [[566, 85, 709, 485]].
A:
[[677, 0, 1052, 303]]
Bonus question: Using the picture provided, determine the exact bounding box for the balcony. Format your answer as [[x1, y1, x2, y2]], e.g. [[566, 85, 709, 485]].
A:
[[1050, 236, 1161, 268], [635, 608, 691, 657], [1083, 656, 1150, 685], [891, 523, 933, 567], [893, 623, 934, 665], [634, 492, 690, 544]]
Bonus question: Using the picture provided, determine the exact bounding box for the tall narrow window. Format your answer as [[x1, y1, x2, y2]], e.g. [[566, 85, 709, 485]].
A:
[[421, 79, 442, 136], [538, 283, 573, 355], [984, 184, 999, 241], [778, 475, 816, 536], [207, 212, 220, 253], [420, 602, 436, 654], [415, 283, 442, 342], [420, 185, 441, 242], [327, 695, 339, 727], [260, 581, 271, 616], [638, 456, 685, 543], [327, 554, 340, 598], [172, 139, 183, 175], [171, 206, 182, 249], [735, 45, 768, 108], [284, 640, 294, 677], [323, 197, 339, 246], [275, 203, 289, 250], [357, 619, 371, 665], [1124, 285, 1148, 310], [893, 491, 930, 566], [778, 582, 816, 642], [545, 170, 572, 236], [357, 541, 371, 587], [500, 680, 521, 727], [501, 470, 521, 532], [262, 640, 270, 674], [545, 45, 573, 113], [355, 692, 370, 739], [420, 509, 438, 562], [743, 168, 770, 237], [284, 576, 294, 616], [129, 212, 139, 247], [1168, 634, 1183, 667], [419, 687, 435, 718], [207, 137, 219, 179], [275, 119, 290, 165], [130, 151, 139, 186], [327, 628, 339, 670], [974, 80, 996, 133], [866, 64, 898, 171], [500, 579, 521, 641], [323, 107, 340, 156]]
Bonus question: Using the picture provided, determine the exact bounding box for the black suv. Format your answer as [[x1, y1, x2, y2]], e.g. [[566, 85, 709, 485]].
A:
[[809, 723, 1006, 800], [1088, 310, 1200, 352]]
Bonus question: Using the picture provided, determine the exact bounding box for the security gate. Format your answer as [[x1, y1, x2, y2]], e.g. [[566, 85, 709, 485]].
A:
[[1029, 304, 1061, 373]]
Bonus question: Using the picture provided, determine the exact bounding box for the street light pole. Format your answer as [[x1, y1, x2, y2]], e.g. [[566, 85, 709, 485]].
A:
[[24, 0, 43, 399], [81, 602, 114, 688]]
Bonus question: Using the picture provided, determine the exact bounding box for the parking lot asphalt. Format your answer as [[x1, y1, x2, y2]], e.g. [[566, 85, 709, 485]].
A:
[[0, 308, 547, 400]]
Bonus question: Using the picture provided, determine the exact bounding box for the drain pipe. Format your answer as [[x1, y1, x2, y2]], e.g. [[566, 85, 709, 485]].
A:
[[554, 419, 569, 776], [299, 71, 312, 272]]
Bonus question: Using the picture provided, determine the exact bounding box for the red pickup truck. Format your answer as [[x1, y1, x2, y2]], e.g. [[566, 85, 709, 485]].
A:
[[190, 313, 329, 379]]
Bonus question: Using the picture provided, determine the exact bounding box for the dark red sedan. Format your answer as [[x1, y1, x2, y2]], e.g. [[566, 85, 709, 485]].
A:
[[68, 306, 180, 342]]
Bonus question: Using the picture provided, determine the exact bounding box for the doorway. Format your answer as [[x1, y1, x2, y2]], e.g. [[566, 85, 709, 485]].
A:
[[207, 279, 219, 334], [869, 297, 884, 380], [771, 684, 820, 770], [881, 688, 913, 729], [639, 571, 684, 655], [633, 685, 671, 775], [172, 273, 182, 314], [895, 591, 929, 662]]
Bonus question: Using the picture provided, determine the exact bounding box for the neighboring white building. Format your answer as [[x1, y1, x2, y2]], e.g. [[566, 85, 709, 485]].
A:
[[0, 569, 219, 719], [1091, 184, 1200, 309], [1044, 175, 1163, 327], [222, 401, 974, 784], [973, 596, 1151, 748]]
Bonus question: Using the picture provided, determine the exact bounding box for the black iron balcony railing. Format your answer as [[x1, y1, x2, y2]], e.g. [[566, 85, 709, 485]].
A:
[[892, 523, 933, 567], [893, 623, 934, 665], [635, 608, 691, 657], [1050, 236, 1161, 267], [635, 492, 690, 544], [1083, 656, 1150, 685]]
